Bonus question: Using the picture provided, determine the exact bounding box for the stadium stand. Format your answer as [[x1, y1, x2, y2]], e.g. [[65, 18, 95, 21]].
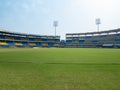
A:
[[60, 40, 66, 48], [1, 28, 120, 48], [0, 30, 60, 48], [29, 42, 36, 47], [0, 41, 8, 46], [66, 28, 120, 48], [42, 43, 48, 47], [54, 43, 60, 47], [15, 42, 23, 46]]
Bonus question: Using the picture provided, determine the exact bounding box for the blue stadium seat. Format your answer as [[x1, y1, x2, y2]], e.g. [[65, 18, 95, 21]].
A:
[[22, 42, 29, 46], [85, 36, 91, 38], [29, 38, 35, 41], [79, 40, 85, 43], [6, 41, 15, 46], [36, 42, 41, 47], [66, 40, 72, 44], [55, 39, 60, 42], [42, 39, 47, 41], [48, 43, 54, 47], [0, 35, 5, 39], [14, 37, 21, 40], [92, 40, 99, 43]]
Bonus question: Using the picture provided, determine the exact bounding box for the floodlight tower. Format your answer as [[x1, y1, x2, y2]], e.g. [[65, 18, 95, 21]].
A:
[[96, 18, 101, 32], [53, 21, 58, 36]]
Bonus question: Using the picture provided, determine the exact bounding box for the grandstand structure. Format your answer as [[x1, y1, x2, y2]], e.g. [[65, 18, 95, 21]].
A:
[[0, 30, 60, 48], [1, 28, 120, 48], [66, 28, 120, 48]]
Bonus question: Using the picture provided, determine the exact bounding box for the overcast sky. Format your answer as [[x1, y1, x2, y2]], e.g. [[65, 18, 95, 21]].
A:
[[0, 0, 120, 39]]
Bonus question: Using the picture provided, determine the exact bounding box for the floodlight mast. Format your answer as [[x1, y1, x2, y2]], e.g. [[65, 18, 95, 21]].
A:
[[53, 21, 58, 36], [96, 18, 101, 32]]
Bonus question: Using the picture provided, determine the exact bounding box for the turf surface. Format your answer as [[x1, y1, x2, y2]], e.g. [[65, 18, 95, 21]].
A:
[[0, 48, 120, 90]]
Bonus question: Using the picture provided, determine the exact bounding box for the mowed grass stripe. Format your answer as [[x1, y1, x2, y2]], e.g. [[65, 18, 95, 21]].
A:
[[0, 62, 120, 90], [0, 60, 120, 65], [0, 48, 120, 63]]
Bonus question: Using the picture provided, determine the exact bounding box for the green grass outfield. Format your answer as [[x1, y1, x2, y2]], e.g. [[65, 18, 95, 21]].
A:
[[0, 48, 120, 90]]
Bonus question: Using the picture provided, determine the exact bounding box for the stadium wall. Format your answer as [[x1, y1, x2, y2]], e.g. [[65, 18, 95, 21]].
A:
[[66, 29, 120, 48], [1, 28, 120, 48], [0, 30, 60, 48]]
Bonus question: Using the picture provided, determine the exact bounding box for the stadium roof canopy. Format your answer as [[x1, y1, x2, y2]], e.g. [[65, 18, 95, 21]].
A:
[[66, 28, 120, 36]]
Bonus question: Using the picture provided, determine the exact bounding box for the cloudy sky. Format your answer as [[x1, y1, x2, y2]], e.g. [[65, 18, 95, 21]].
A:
[[0, 0, 120, 39]]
